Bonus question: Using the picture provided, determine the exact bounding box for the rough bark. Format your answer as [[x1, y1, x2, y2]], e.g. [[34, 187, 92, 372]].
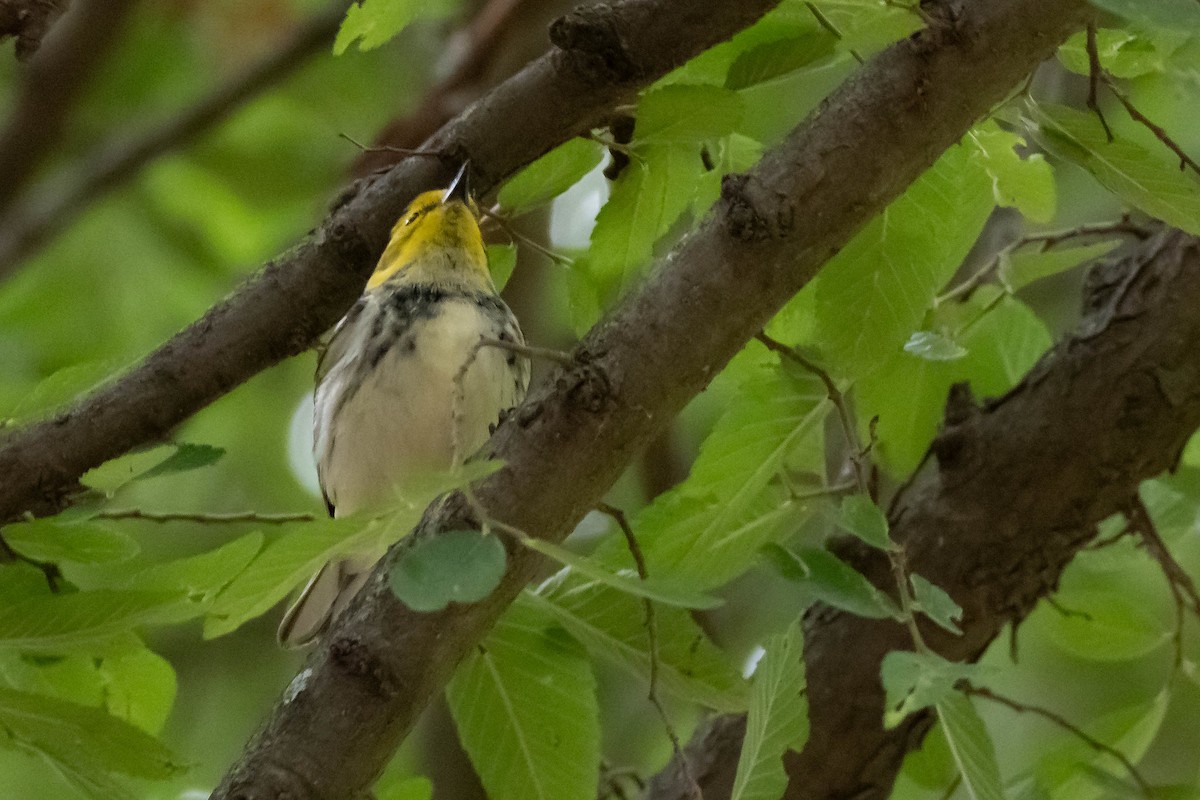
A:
[[0, 0, 69, 60], [206, 0, 1091, 797]]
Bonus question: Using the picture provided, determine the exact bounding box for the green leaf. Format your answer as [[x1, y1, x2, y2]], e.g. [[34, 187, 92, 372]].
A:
[[587, 144, 706, 294], [2, 520, 138, 565], [0, 686, 185, 780], [881, 651, 979, 728], [7, 360, 116, 423], [206, 464, 496, 637], [1037, 587, 1171, 661], [903, 330, 969, 362], [968, 122, 1057, 223], [375, 776, 433, 800], [909, 574, 963, 635], [447, 601, 599, 800], [730, 625, 808, 800], [1059, 28, 1181, 78], [518, 537, 722, 609], [523, 587, 745, 712], [593, 365, 827, 589], [779, 547, 900, 620], [857, 291, 1052, 475], [998, 240, 1123, 292], [725, 32, 837, 89], [635, 85, 744, 145], [0, 590, 186, 652], [809, 142, 994, 377], [333, 0, 460, 54], [937, 691, 1006, 800], [1028, 102, 1200, 235], [497, 139, 606, 215], [136, 442, 225, 480], [390, 529, 506, 612], [1088, 0, 1200, 31], [837, 495, 892, 550], [95, 648, 176, 735], [486, 243, 518, 292]]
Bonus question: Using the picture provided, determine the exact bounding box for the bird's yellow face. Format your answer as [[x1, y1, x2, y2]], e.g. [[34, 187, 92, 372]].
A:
[[366, 188, 490, 291]]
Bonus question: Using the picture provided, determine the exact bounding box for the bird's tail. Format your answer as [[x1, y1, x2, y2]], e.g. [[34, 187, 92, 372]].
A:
[[277, 556, 376, 648]]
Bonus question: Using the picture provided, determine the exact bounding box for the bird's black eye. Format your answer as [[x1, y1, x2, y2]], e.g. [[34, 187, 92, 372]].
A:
[[404, 213, 419, 225]]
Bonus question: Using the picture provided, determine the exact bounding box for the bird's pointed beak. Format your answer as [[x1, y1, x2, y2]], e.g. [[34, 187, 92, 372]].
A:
[[442, 162, 471, 205]]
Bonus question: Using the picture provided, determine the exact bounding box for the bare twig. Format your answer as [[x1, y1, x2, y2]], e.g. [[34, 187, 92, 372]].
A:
[[96, 508, 316, 524], [966, 685, 1152, 797], [1102, 75, 1200, 178], [479, 206, 576, 266], [1085, 24, 1114, 143], [1126, 495, 1200, 668], [0, 1, 351, 277], [597, 501, 700, 800], [804, 1, 863, 64]]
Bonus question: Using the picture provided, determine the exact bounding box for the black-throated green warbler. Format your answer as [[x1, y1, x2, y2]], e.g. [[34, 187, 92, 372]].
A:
[[278, 164, 530, 647]]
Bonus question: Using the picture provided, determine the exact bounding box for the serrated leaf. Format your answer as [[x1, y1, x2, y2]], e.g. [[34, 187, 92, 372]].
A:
[[837, 495, 892, 550], [782, 547, 900, 620], [1059, 28, 1180, 78], [486, 243, 517, 292], [857, 291, 1052, 475], [910, 574, 963, 634], [904, 330, 969, 362], [881, 651, 979, 728], [498, 139, 606, 215], [519, 538, 721, 609], [81, 446, 176, 493], [524, 586, 745, 712], [591, 365, 827, 589], [809, 142, 994, 377], [968, 122, 1057, 223], [588, 144, 706, 294], [137, 442, 225, 481], [998, 240, 1122, 292], [937, 691, 1006, 800], [730, 625, 808, 800], [0, 686, 185, 780], [3, 520, 138, 565], [1037, 587, 1171, 661], [725, 33, 837, 89], [447, 601, 598, 800], [635, 85, 744, 145], [96, 648, 176, 735], [333, 0, 460, 54], [390, 529, 506, 612], [1028, 102, 1200, 235], [0, 590, 186, 652]]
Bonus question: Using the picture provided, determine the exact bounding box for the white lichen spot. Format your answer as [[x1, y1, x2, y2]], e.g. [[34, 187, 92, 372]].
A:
[[284, 667, 313, 704]]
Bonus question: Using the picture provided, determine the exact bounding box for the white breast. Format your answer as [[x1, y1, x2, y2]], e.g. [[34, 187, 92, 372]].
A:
[[313, 295, 526, 518]]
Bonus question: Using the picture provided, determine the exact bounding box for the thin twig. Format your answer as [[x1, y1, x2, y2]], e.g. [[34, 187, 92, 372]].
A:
[[0, 531, 62, 591], [96, 509, 316, 524], [338, 133, 443, 159], [804, 2, 863, 64], [1085, 24, 1114, 143], [1102, 75, 1200, 178], [478, 206, 576, 266], [597, 501, 700, 800], [755, 332, 930, 652], [966, 685, 1152, 797], [1127, 495, 1200, 668]]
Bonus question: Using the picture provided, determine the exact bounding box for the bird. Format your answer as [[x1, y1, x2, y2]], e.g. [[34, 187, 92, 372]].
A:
[[278, 163, 530, 648]]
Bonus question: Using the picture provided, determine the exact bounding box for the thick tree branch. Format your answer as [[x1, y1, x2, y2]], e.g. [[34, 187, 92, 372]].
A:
[[0, 0, 784, 525], [649, 227, 1200, 800], [0, 0, 68, 60], [0, 0, 136, 215], [205, 1, 1090, 797], [0, 0, 351, 277]]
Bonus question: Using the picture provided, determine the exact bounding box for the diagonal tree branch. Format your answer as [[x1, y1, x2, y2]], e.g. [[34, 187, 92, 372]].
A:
[[647, 227, 1200, 800], [0, 0, 352, 278], [0, 0, 137, 215], [205, 1, 1091, 797], [0, 0, 785, 525]]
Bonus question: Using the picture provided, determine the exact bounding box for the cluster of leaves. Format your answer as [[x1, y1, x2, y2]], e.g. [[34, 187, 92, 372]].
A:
[[6, 0, 1200, 799]]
